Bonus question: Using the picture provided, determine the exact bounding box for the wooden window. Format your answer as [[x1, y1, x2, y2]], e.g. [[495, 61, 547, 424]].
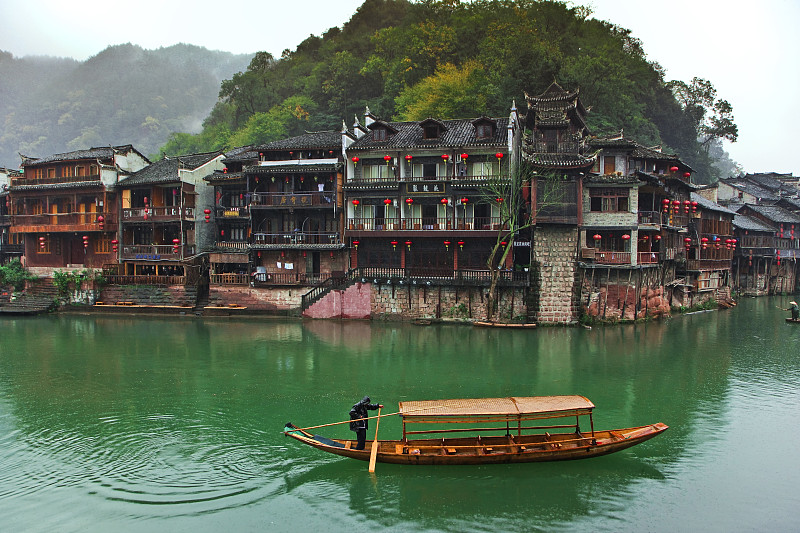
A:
[[32, 200, 44, 215], [590, 188, 629, 212], [603, 156, 616, 175], [423, 125, 439, 139], [33, 168, 43, 179], [373, 128, 387, 141], [47, 168, 56, 178], [62, 166, 74, 177], [94, 235, 111, 254], [76, 166, 86, 177], [476, 124, 493, 139]]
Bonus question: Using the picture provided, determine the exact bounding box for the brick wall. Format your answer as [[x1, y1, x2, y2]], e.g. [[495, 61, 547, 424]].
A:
[[98, 284, 197, 307], [207, 285, 303, 312]]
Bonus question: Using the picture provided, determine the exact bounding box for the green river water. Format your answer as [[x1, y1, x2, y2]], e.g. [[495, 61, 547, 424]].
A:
[[1, 296, 798, 532]]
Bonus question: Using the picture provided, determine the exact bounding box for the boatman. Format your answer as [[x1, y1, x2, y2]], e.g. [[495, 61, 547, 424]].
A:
[[787, 301, 799, 321], [349, 396, 383, 450]]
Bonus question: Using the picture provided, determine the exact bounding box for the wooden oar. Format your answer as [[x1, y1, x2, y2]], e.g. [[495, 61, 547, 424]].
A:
[[290, 405, 446, 433], [368, 406, 382, 473]]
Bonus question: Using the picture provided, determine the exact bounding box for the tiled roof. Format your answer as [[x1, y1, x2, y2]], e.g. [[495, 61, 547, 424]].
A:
[[523, 151, 597, 169], [742, 204, 800, 224], [585, 174, 639, 184], [10, 180, 104, 191], [256, 131, 341, 151], [205, 170, 244, 183], [247, 163, 342, 174], [733, 214, 775, 233], [21, 145, 146, 166], [348, 117, 509, 151], [720, 178, 778, 202], [691, 192, 737, 215], [119, 152, 221, 186]]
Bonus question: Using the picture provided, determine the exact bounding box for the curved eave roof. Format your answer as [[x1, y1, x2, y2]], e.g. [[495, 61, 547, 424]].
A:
[[522, 151, 597, 170], [246, 163, 342, 174], [349, 117, 509, 151], [10, 181, 104, 191]]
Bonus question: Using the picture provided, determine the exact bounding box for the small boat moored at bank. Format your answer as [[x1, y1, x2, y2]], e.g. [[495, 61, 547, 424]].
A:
[[284, 395, 667, 466]]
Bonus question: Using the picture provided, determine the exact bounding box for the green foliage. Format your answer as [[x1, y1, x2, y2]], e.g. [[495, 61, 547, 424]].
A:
[[0, 44, 252, 168], [52, 269, 105, 297], [0, 260, 36, 291]]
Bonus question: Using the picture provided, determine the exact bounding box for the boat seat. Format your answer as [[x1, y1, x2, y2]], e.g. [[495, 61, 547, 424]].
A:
[[445, 448, 457, 455], [344, 441, 352, 449], [396, 445, 405, 454]]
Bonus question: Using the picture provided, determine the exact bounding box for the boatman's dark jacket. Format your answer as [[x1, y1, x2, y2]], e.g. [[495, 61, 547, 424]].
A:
[[349, 397, 380, 432]]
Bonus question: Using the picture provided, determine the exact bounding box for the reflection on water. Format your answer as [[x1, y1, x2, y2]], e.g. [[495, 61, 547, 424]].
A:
[[1, 298, 799, 532]]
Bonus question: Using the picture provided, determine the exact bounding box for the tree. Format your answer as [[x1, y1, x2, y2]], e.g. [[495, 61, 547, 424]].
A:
[[481, 165, 567, 321], [667, 77, 738, 149], [394, 60, 494, 120]]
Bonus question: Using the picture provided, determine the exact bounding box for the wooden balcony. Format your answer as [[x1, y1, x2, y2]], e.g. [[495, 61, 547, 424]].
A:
[[252, 232, 341, 246], [216, 206, 250, 218], [11, 212, 117, 233], [686, 258, 732, 271], [122, 206, 195, 222], [11, 174, 101, 186], [105, 274, 186, 285], [120, 244, 195, 260], [595, 251, 631, 265], [351, 267, 528, 286], [250, 192, 334, 208], [347, 217, 508, 232]]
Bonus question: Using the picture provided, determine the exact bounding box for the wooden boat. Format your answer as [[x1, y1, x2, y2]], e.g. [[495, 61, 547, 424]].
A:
[[786, 318, 800, 323], [473, 321, 537, 329], [284, 396, 667, 465]]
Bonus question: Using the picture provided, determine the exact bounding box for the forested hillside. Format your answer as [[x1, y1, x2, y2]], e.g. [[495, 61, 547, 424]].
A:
[[0, 44, 252, 167], [162, 0, 737, 183]]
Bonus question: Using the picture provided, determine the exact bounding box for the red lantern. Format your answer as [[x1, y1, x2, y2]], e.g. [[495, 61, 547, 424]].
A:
[[384, 198, 392, 205], [691, 201, 698, 213], [352, 199, 360, 206], [223, 168, 227, 174], [654, 234, 662, 241], [384, 155, 391, 162], [405, 154, 412, 161], [390, 240, 398, 250], [701, 237, 708, 248], [496, 197, 504, 203], [622, 234, 631, 241], [670, 166, 679, 173], [97, 215, 104, 230], [441, 154, 449, 161], [684, 172, 691, 179], [444, 240, 451, 250], [683, 200, 690, 214], [501, 241, 508, 246], [662, 198, 670, 212], [351, 156, 360, 164], [495, 153, 504, 159], [204, 208, 211, 223], [684, 237, 692, 244], [461, 153, 468, 160], [405, 198, 413, 204], [593, 234, 602, 242], [353, 240, 359, 249], [457, 241, 465, 250], [82, 235, 89, 249], [405, 240, 412, 249], [440, 198, 448, 205], [461, 197, 469, 204]]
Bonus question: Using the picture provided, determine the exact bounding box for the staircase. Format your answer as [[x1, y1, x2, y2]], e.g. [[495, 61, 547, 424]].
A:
[[0, 281, 60, 314], [300, 273, 355, 312]]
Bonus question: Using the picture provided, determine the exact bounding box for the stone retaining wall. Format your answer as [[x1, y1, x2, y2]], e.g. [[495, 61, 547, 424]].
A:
[[532, 226, 580, 324]]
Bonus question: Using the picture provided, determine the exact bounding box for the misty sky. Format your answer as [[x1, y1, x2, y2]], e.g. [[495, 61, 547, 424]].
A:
[[1, 0, 798, 176]]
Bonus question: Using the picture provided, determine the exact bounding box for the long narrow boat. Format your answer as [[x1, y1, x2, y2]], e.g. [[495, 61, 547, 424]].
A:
[[786, 318, 800, 323], [284, 396, 667, 465]]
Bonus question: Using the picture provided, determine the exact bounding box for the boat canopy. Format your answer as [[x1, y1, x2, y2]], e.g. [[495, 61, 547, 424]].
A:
[[399, 396, 594, 422]]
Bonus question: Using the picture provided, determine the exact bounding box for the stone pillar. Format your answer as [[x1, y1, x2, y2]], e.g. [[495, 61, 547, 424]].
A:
[[532, 226, 579, 324]]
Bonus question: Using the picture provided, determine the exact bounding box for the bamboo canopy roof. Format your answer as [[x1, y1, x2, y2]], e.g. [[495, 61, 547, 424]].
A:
[[399, 396, 595, 420]]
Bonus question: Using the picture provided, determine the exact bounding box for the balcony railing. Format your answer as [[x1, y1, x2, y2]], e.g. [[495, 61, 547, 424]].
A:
[[347, 217, 507, 231], [122, 206, 195, 221], [351, 267, 528, 284], [252, 232, 340, 246], [637, 251, 660, 264], [638, 211, 662, 225], [595, 251, 631, 265], [121, 244, 195, 260], [686, 258, 732, 271], [347, 173, 505, 184], [105, 275, 186, 285], [11, 212, 117, 232], [11, 174, 101, 186], [250, 192, 334, 207]]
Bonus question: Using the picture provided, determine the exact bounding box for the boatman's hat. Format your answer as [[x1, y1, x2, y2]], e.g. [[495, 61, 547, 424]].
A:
[[791, 301, 797, 305]]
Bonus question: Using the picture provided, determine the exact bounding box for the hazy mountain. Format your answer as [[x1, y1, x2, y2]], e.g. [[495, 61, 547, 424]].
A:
[[0, 43, 252, 167]]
